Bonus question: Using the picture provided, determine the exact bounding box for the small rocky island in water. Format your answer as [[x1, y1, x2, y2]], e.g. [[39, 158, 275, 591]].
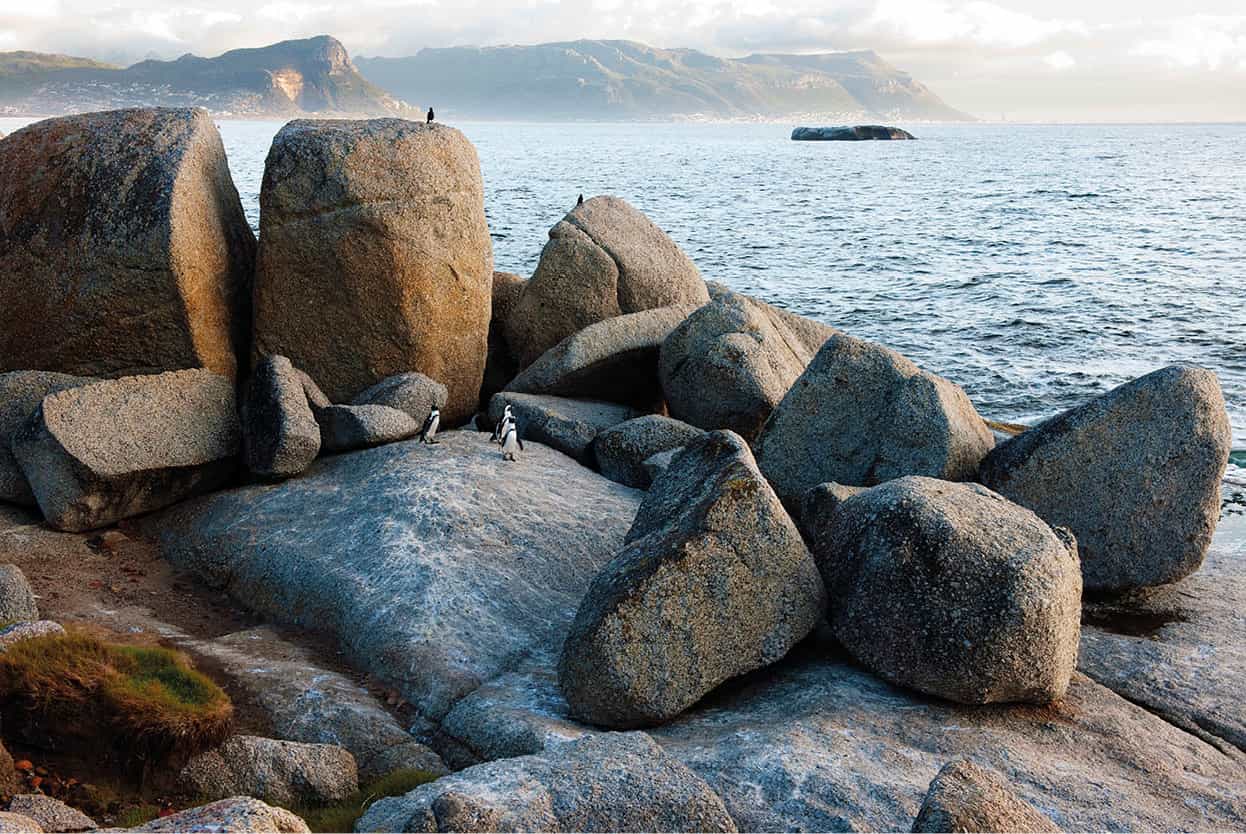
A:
[[0, 106, 1240, 834], [792, 125, 917, 140]]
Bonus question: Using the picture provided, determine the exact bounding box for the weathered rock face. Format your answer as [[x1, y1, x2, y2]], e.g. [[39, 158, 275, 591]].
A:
[[351, 373, 447, 424], [754, 333, 995, 504], [0, 812, 42, 834], [12, 369, 240, 532], [480, 271, 527, 408], [151, 432, 642, 729], [978, 364, 1231, 592], [592, 415, 705, 488], [180, 626, 447, 781], [253, 119, 492, 423], [504, 196, 707, 368], [6, 796, 96, 833], [357, 732, 737, 833], [241, 356, 320, 479], [0, 740, 17, 798], [660, 292, 836, 441], [805, 477, 1081, 704], [127, 797, 309, 833], [487, 393, 638, 465], [0, 108, 256, 380], [0, 372, 97, 506], [507, 306, 693, 409], [178, 735, 358, 807], [559, 431, 825, 728], [314, 404, 419, 453], [0, 565, 37, 624], [912, 760, 1060, 833]]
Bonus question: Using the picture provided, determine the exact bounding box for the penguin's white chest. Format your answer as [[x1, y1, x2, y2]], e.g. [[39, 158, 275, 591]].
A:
[[502, 431, 520, 455]]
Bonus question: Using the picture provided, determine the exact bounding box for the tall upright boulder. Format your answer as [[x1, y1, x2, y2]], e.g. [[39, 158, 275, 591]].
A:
[[979, 365, 1231, 591], [660, 292, 836, 441], [504, 196, 707, 368], [755, 333, 994, 504], [0, 108, 256, 380], [253, 119, 493, 424]]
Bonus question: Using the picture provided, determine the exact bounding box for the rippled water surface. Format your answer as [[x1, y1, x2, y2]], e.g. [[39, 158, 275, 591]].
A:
[[3, 118, 1243, 447]]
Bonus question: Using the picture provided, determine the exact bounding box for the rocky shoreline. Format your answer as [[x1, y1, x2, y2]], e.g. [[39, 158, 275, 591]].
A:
[[0, 106, 1242, 833]]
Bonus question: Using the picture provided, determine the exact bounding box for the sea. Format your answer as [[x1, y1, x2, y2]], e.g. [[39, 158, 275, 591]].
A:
[[3, 117, 1244, 467]]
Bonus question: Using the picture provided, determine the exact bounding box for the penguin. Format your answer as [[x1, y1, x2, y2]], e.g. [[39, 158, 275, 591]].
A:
[[501, 422, 524, 461], [576, 193, 584, 206], [491, 404, 514, 443], [420, 406, 440, 444], [426, 107, 435, 124]]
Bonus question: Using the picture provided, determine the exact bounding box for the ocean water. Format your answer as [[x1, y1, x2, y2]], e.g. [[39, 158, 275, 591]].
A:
[[3, 117, 1244, 454]]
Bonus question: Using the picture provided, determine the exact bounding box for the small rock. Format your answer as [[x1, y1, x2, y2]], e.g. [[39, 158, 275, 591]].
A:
[[0, 565, 37, 624], [6, 796, 95, 832], [487, 394, 638, 466], [126, 797, 309, 833], [506, 306, 694, 409], [294, 369, 330, 409], [0, 621, 66, 653], [356, 732, 737, 833], [559, 430, 825, 727], [659, 291, 835, 441], [314, 404, 419, 453], [351, 373, 447, 423], [912, 760, 1061, 833], [241, 356, 320, 479], [0, 372, 97, 506], [0, 812, 43, 833], [177, 735, 358, 808], [592, 415, 705, 488], [978, 364, 1231, 592], [805, 476, 1081, 704], [11, 370, 240, 532], [754, 333, 994, 505]]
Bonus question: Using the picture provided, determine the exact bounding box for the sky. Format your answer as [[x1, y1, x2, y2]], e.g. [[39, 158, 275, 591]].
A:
[[2, 0, 1245, 121]]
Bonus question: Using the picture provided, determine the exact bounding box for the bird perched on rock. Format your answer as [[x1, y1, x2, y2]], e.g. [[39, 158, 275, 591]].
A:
[[501, 422, 524, 461], [420, 406, 440, 444], [577, 193, 584, 206], [426, 107, 435, 124], [492, 404, 514, 444]]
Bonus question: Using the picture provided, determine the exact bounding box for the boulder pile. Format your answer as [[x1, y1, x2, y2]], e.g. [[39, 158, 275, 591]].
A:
[[0, 106, 1239, 833]]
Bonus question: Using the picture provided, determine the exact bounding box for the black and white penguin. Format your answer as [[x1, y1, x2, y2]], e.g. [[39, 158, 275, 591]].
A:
[[420, 406, 440, 444], [426, 107, 435, 124], [501, 422, 524, 461], [491, 404, 514, 443]]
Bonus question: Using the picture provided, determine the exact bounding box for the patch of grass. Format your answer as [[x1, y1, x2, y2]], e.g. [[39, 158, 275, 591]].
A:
[[113, 804, 162, 828], [0, 631, 232, 760], [293, 769, 441, 833]]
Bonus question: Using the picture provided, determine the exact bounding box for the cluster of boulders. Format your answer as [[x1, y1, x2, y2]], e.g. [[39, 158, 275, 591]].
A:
[[0, 106, 1238, 832]]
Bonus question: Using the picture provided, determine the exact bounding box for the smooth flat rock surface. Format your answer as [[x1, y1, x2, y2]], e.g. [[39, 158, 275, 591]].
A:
[[151, 431, 642, 728], [1079, 511, 1246, 756]]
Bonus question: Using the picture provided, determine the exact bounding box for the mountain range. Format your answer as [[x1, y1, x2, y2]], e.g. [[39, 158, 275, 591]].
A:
[[0, 35, 971, 122]]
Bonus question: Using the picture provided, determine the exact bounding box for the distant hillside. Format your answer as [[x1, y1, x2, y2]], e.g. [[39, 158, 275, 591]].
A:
[[0, 36, 414, 118], [356, 40, 972, 121]]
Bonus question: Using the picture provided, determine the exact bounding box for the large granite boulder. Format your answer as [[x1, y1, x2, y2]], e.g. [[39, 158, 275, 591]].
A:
[[11, 369, 239, 531], [352, 373, 447, 424], [151, 431, 642, 730], [178, 735, 358, 807], [754, 333, 994, 504], [356, 732, 737, 833], [978, 364, 1231, 591], [0, 564, 37, 624], [506, 306, 693, 409], [912, 760, 1060, 833], [0, 372, 96, 506], [803, 476, 1081, 704], [480, 271, 527, 408], [503, 196, 707, 368], [592, 415, 704, 488], [0, 108, 255, 380], [559, 431, 825, 727], [128, 798, 309, 833], [241, 356, 320, 479], [314, 404, 419, 453], [486, 393, 638, 466], [659, 292, 836, 441], [253, 119, 492, 423]]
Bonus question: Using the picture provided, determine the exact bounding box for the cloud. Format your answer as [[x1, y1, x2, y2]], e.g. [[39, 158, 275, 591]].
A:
[[1043, 50, 1075, 70], [1130, 14, 1246, 71]]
